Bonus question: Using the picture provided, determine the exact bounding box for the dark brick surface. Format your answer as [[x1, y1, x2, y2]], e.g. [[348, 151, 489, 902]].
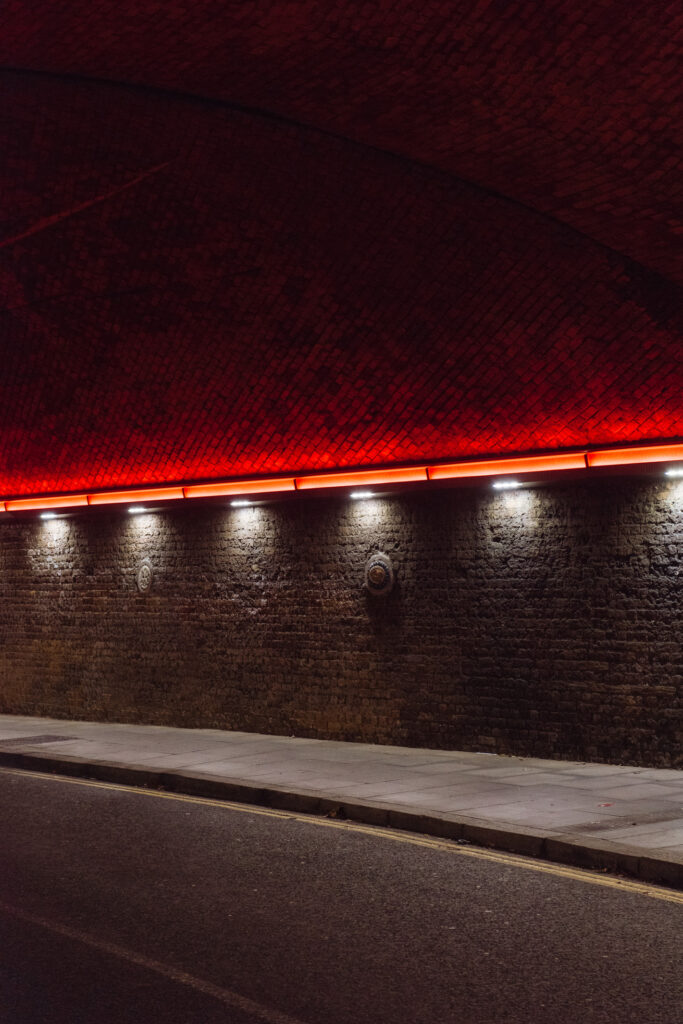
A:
[[1, 477, 680, 767], [2, 0, 681, 283], [1, 70, 681, 498], [2, 1, 683, 500]]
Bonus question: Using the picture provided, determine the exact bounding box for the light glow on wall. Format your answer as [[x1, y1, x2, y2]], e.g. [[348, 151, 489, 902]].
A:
[[1, 441, 682, 514], [40, 515, 71, 546]]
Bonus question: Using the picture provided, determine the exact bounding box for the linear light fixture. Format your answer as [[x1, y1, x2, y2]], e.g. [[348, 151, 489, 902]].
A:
[[587, 443, 683, 468], [2, 442, 682, 512], [5, 494, 89, 512], [88, 486, 185, 506], [296, 466, 428, 490], [428, 452, 587, 480], [183, 477, 296, 499], [492, 479, 521, 490]]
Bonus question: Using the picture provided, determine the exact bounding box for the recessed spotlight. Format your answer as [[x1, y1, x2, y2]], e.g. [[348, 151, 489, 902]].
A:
[[40, 511, 57, 520], [231, 499, 252, 507], [128, 505, 146, 514], [664, 467, 683, 478], [350, 491, 375, 500], [492, 480, 522, 490]]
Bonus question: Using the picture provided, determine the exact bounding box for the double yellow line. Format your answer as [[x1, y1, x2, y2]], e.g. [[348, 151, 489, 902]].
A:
[[2, 767, 681, 906]]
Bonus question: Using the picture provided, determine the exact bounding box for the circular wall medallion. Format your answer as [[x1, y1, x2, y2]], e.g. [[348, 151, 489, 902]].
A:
[[364, 552, 394, 596], [136, 558, 153, 593]]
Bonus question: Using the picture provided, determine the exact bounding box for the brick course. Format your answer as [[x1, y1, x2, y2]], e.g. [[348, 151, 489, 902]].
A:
[[1, 477, 680, 768], [1, 71, 681, 498], [3, 0, 681, 283]]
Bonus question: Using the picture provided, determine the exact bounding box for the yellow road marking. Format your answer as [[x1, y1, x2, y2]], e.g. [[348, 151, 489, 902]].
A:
[[0, 899, 307, 1024], [1, 766, 681, 906]]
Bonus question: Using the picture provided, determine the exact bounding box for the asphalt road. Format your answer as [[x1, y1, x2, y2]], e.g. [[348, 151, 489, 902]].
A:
[[0, 768, 680, 1024]]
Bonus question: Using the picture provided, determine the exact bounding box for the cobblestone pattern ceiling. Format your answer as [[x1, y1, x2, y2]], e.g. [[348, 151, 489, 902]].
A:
[[1, 1, 681, 496]]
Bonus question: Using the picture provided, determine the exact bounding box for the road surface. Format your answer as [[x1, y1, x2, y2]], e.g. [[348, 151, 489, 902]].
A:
[[0, 767, 680, 1023]]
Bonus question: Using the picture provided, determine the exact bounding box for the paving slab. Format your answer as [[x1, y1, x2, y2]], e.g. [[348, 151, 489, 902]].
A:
[[0, 713, 680, 888]]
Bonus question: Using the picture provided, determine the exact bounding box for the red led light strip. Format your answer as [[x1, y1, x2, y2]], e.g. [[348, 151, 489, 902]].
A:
[[1, 442, 682, 513], [88, 486, 185, 506], [183, 477, 296, 498], [295, 466, 428, 489], [4, 494, 90, 512], [428, 452, 587, 479], [586, 443, 683, 467]]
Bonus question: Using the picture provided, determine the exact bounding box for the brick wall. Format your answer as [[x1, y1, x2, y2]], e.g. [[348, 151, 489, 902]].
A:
[[0, 477, 681, 767], [3, 71, 682, 500]]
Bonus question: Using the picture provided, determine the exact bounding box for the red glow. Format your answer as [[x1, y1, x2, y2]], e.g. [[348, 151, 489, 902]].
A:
[[2, 9, 681, 503], [183, 478, 296, 499], [2, 442, 683, 513], [428, 452, 587, 480], [295, 467, 428, 489], [87, 487, 185, 505], [587, 444, 683, 468], [4, 494, 90, 512]]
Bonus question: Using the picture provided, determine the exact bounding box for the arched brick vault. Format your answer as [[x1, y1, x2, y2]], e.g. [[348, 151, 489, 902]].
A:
[[1, 1, 681, 497]]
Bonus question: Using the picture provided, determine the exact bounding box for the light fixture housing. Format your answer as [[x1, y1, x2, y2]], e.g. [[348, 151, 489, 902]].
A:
[[40, 511, 57, 520], [185, 477, 295, 498], [6, 494, 89, 512], [587, 443, 683, 468], [492, 479, 522, 490], [428, 452, 586, 480], [350, 490, 375, 500], [296, 466, 428, 489], [89, 486, 184, 506], [230, 499, 252, 507], [128, 506, 146, 514]]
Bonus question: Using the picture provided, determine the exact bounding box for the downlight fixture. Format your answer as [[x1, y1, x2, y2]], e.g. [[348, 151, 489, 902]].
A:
[[492, 479, 521, 490]]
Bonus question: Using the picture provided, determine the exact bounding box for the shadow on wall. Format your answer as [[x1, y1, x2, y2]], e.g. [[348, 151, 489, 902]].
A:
[[0, 480, 680, 767]]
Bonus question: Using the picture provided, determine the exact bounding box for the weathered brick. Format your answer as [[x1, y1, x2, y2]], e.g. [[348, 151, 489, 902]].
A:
[[0, 477, 680, 768], [0, 8, 681, 497]]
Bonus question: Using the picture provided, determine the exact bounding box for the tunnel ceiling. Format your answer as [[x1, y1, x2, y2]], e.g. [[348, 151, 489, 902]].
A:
[[1, 1, 681, 496]]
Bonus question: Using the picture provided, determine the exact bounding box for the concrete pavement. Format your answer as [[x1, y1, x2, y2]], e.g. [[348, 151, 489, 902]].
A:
[[0, 714, 680, 887]]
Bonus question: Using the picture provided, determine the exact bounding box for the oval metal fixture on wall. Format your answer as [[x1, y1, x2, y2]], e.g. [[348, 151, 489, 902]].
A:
[[136, 558, 153, 594], [364, 552, 394, 596]]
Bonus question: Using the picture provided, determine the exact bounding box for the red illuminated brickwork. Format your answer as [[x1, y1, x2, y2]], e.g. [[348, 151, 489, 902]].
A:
[[0, 2, 681, 497]]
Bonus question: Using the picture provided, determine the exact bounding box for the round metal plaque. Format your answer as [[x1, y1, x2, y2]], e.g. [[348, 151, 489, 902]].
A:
[[364, 552, 394, 596], [136, 558, 153, 593]]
